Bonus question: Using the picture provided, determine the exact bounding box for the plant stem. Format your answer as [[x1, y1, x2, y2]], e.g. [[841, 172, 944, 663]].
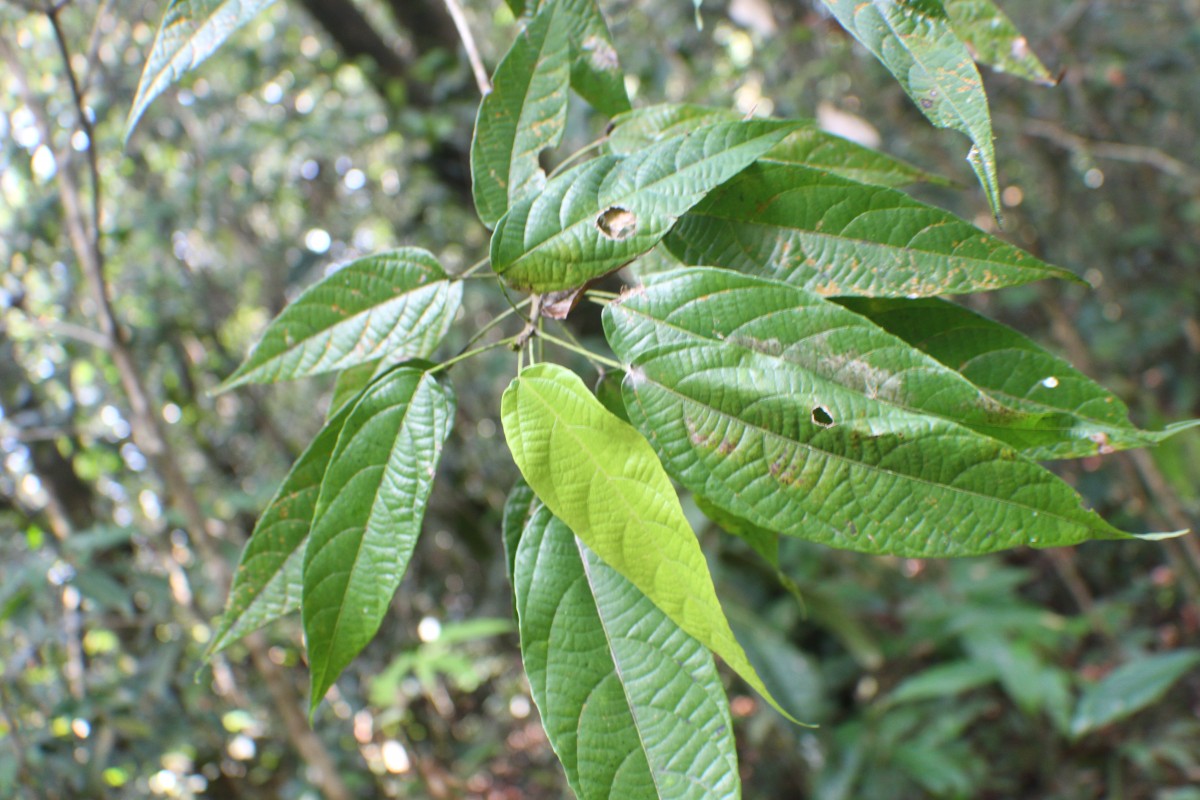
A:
[[458, 256, 492, 278], [538, 331, 622, 370], [547, 136, 606, 179], [430, 337, 515, 374]]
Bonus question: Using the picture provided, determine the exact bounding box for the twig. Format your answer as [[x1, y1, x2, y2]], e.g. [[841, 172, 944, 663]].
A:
[[1023, 118, 1200, 187], [442, 0, 491, 95]]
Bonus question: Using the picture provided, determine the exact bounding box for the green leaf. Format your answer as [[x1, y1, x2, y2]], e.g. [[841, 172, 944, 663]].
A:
[[608, 103, 946, 188], [205, 402, 352, 658], [502, 478, 537, 585], [725, 603, 825, 723], [518, 0, 630, 116], [327, 361, 380, 420], [514, 504, 740, 799], [943, 0, 1054, 84], [219, 249, 462, 390], [303, 367, 455, 709], [603, 268, 1161, 557], [887, 660, 1000, 705], [1071, 650, 1200, 738], [491, 120, 799, 293], [471, 2, 572, 228], [501, 362, 796, 720], [818, 0, 1001, 213], [664, 161, 1075, 297], [126, 0, 275, 141], [593, 369, 629, 422], [837, 297, 1200, 459]]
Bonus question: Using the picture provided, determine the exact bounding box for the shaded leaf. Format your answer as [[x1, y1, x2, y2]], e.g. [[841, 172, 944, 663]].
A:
[[502, 478, 537, 585], [887, 660, 1000, 705], [520, 0, 630, 116], [471, 2, 572, 228], [593, 368, 629, 422], [220, 249, 462, 390], [491, 120, 798, 293], [664, 161, 1075, 297], [514, 504, 740, 799], [943, 0, 1054, 84], [327, 361, 379, 420], [1071, 650, 1200, 738], [818, 0, 1001, 213], [126, 0, 275, 140], [725, 602, 825, 723], [838, 297, 1200, 458], [608, 103, 945, 188], [604, 268, 1167, 557], [206, 402, 352, 657], [501, 363, 796, 719], [303, 367, 455, 709]]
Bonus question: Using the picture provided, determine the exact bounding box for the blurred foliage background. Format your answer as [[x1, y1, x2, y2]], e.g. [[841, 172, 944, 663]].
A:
[[1, 0, 1198, 797]]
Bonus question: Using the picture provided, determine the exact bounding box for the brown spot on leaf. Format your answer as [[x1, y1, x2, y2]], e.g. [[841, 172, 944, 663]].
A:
[[596, 206, 638, 240]]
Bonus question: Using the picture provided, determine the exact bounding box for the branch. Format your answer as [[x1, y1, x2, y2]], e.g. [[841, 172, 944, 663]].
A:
[[442, 0, 491, 95], [1023, 118, 1200, 188]]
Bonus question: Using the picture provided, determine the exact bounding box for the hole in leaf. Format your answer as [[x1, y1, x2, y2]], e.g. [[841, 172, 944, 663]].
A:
[[811, 406, 834, 427], [596, 206, 638, 240]]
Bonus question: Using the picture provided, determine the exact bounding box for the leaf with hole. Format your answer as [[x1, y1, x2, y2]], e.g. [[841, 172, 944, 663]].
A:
[[303, 367, 454, 709], [514, 504, 740, 799]]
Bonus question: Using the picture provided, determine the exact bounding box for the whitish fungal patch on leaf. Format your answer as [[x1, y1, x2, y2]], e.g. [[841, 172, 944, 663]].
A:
[[596, 206, 638, 240]]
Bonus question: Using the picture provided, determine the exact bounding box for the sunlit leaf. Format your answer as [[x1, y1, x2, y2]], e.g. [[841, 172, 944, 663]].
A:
[[608, 103, 946, 188], [219, 249, 461, 390], [491, 120, 798, 293], [501, 362, 796, 719], [471, 2, 571, 228], [664, 162, 1075, 296], [303, 367, 454, 709], [604, 268, 1170, 557], [943, 0, 1054, 84], [1071, 650, 1200, 738], [838, 297, 1200, 458], [514, 504, 740, 799], [818, 0, 1001, 213], [126, 0, 276, 140], [520, 0, 630, 116]]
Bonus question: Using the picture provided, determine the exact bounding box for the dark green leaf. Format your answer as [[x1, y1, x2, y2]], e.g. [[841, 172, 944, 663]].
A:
[[1071, 650, 1200, 737], [327, 361, 379, 420], [593, 368, 629, 422], [943, 0, 1054, 84], [502, 478, 537, 585], [303, 367, 455, 709], [514, 504, 740, 799], [491, 120, 798, 293], [664, 162, 1075, 296], [220, 249, 462, 390]]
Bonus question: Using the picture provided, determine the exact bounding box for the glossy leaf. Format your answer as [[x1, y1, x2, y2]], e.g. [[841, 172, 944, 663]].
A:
[[303, 367, 455, 708], [491, 120, 798, 293], [819, 0, 1001, 213], [608, 103, 945, 188], [205, 403, 351, 657], [126, 0, 275, 140], [1071, 650, 1200, 738], [943, 0, 1054, 84], [838, 297, 1200, 459], [514, 504, 740, 799], [471, 3, 571, 228], [501, 363, 794, 719], [664, 161, 1074, 297], [220, 250, 462, 390], [604, 268, 1167, 557]]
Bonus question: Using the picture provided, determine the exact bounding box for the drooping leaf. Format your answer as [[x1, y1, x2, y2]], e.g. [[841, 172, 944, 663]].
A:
[[1071, 649, 1200, 738], [518, 0, 630, 116], [943, 0, 1054, 84], [471, 2, 572, 228], [603, 268, 1171, 557], [303, 367, 455, 709], [205, 402, 352, 658], [501, 363, 796, 720], [514, 504, 740, 799], [219, 249, 462, 390], [664, 162, 1075, 297], [837, 297, 1200, 459], [608, 103, 946, 188], [491, 120, 799, 293], [818, 0, 1001, 213], [126, 0, 276, 141]]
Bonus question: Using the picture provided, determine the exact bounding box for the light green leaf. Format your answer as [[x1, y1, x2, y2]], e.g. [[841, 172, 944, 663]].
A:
[[491, 120, 798, 293], [603, 268, 1165, 557], [205, 402, 351, 658], [303, 367, 455, 709], [514, 504, 740, 799], [1071, 650, 1200, 738], [501, 362, 796, 720], [819, 0, 1001, 213], [219, 249, 462, 390], [471, 2, 572, 228], [126, 0, 275, 141], [608, 103, 946, 188], [837, 297, 1200, 459], [665, 161, 1074, 297], [943, 0, 1054, 84]]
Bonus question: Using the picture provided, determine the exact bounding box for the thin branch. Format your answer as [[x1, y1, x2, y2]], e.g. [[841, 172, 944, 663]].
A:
[[48, 6, 102, 240], [442, 0, 491, 95], [1022, 118, 1200, 188]]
